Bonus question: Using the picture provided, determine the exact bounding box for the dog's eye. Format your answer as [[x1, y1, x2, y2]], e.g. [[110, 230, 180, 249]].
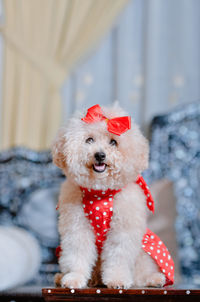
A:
[[86, 137, 94, 144], [110, 139, 117, 146]]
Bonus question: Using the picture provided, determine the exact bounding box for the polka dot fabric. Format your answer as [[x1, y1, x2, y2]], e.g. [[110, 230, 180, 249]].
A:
[[80, 187, 121, 254], [142, 228, 174, 286], [136, 175, 154, 213]]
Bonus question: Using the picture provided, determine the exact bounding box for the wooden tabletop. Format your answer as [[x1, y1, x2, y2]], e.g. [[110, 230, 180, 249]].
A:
[[42, 287, 200, 302]]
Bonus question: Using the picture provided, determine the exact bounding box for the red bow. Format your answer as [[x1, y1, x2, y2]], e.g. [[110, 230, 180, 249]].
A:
[[81, 104, 131, 136]]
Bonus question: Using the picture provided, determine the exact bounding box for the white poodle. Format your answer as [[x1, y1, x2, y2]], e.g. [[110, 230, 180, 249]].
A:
[[52, 104, 174, 289]]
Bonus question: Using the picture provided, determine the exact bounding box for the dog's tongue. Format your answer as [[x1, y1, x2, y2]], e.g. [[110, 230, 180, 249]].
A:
[[94, 163, 105, 172]]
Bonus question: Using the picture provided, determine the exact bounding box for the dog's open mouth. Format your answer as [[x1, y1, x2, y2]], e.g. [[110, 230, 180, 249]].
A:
[[93, 163, 107, 173]]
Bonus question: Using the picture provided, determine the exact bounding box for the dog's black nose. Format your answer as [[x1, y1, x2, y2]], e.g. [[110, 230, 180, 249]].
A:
[[94, 152, 106, 162]]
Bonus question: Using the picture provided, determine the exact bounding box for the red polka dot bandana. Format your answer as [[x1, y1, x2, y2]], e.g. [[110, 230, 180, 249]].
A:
[[80, 187, 121, 254]]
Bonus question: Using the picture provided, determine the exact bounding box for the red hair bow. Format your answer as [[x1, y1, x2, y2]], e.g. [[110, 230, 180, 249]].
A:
[[81, 104, 131, 136]]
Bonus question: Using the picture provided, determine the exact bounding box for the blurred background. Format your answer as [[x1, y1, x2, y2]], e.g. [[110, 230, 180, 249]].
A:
[[0, 0, 200, 298]]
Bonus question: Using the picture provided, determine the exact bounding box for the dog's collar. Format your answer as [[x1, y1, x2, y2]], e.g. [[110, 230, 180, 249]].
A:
[[80, 175, 154, 213]]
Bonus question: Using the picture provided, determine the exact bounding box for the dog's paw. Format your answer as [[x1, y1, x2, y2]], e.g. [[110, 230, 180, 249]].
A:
[[103, 270, 133, 289], [105, 280, 133, 289], [54, 273, 63, 287], [61, 272, 87, 288], [145, 272, 166, 287]]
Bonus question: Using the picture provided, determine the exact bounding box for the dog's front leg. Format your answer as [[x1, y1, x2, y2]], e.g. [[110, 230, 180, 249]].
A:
[[101, 186, 147, 289], [58, 203, 97, 288], [101, 231, 138, 289]]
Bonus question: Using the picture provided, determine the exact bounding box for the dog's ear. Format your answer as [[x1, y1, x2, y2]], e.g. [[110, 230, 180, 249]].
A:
[[128, 125, 149, 173], [52, 127, 67, 169], [135, 134, 149, 172]]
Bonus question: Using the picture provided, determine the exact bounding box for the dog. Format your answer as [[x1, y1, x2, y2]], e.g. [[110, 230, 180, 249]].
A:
[[52, 104, 174, 289]]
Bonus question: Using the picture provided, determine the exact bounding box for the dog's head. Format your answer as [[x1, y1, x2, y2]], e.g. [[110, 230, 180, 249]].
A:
[[52, 104, 149, 190]]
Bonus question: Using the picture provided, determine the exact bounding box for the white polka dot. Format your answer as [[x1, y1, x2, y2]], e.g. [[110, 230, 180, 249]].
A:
[[162, 269, 165, 273], [90, 211, 92, 214], [168, 255, 171, 260], [83, 204, 85, 208], [104, 202, 108, 205], [150, 235, 154, 239], [168, 272, 171, 276], [151, 243, 155, 245], [142, 245, 145, 248], [149, 202, 152, 206], [98, 239, 101, 242], [147, 194, 150, 197], [147, 186, 149, 189], [102, 191, 105, 194], [144, 241, 147, 243], [157, 250, 160, 253], [103, 221, 106, 224], [155, 255, 158, 259], [97, 225, 100, 228], [165, 262, 168, 266], [110, 207, 113, 211], [104, 229, 107, 232], [97, 233, 100, 236], [109, 194, 113, 197], [109, 198, 112, 201], [163, 253, 166, 257], [160, 259, 163, 263], [90, 201, 93, 204], [171, 266, 173, 270], [150, 246, 154, 250], [103, 212, 107, 216], [139, 182, 142, 186], [147, 252, 151, 255], [97, 197, 101, 200], [96, 217, 99, 220], [94, 195, 97, 197], [157, 245, 160, 248], [159, 241, 162, 245], [96, 207, 100, 210]]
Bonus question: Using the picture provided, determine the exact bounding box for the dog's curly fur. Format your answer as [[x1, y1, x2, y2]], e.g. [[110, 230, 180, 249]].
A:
[[52, 104, 165, 289]]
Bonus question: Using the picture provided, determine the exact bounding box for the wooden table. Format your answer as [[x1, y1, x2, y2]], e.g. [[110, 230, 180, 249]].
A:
[[42, 287, 200, 301]]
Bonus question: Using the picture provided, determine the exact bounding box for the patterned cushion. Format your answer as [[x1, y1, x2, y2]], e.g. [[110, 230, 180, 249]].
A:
[[0, 148, 65, 285], [144, 100, 200, 286]]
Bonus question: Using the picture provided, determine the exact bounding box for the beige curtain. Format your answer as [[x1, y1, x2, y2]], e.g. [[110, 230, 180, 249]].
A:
[[0, 0, 128, 150]]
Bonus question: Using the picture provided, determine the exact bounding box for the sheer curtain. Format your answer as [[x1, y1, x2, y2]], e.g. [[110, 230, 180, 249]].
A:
[[0, 0, 128, 150], [61, 0, 200, 133]]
